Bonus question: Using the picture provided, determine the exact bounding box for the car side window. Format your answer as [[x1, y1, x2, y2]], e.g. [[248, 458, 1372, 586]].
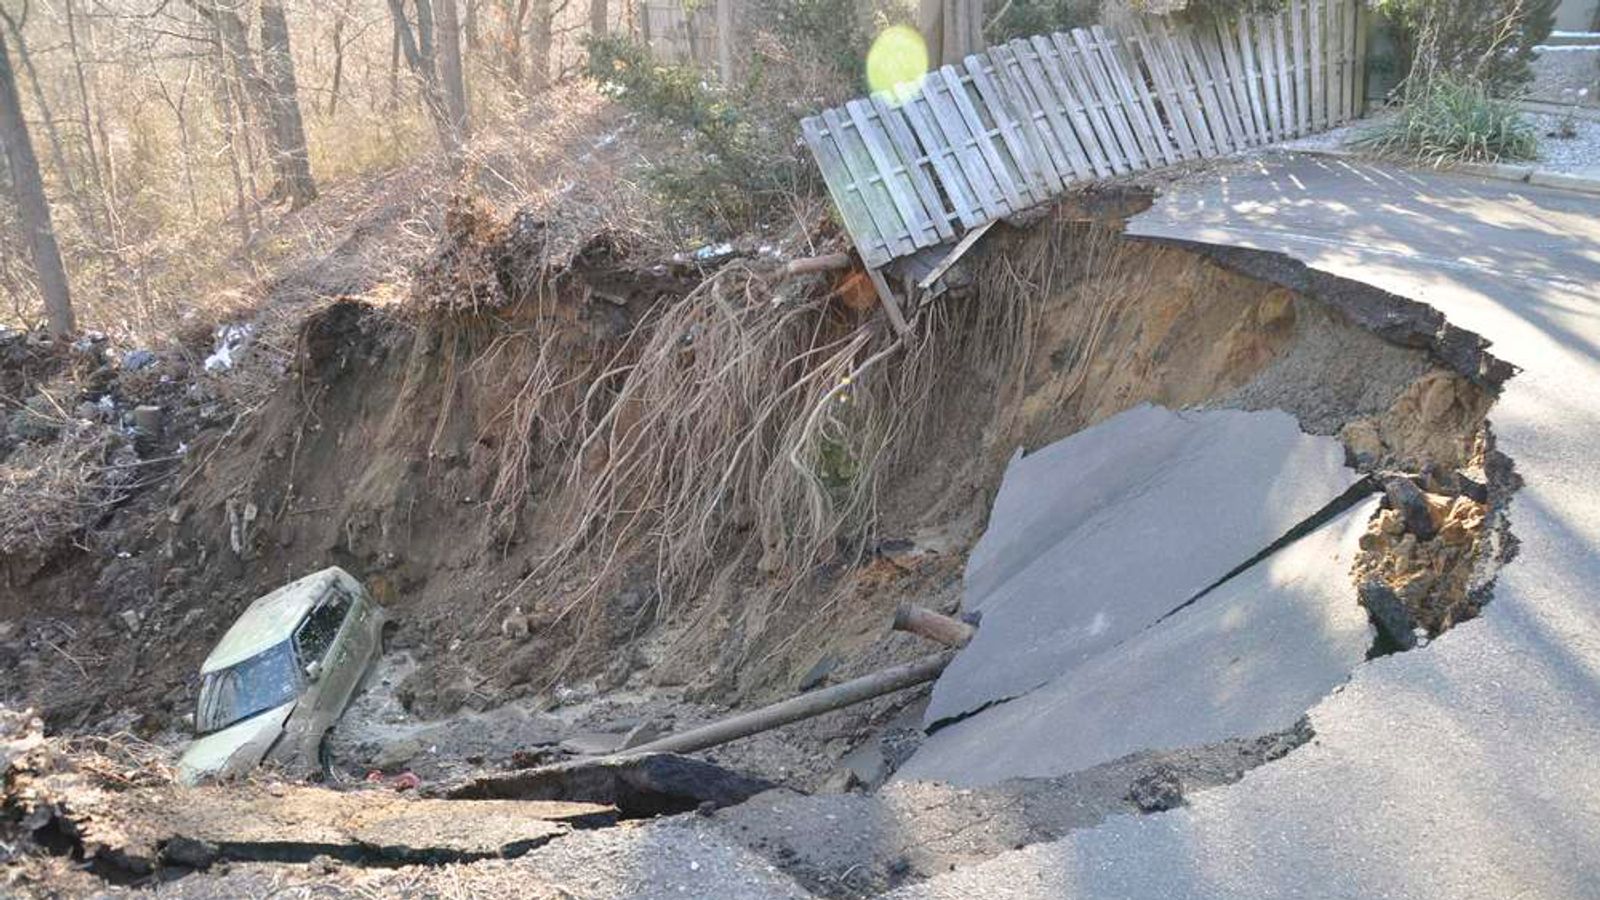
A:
[[294, 591, 351, 665]]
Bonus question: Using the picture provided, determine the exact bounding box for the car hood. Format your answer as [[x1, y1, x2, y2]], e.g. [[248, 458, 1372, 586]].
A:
[[176, 701, 297, 785]]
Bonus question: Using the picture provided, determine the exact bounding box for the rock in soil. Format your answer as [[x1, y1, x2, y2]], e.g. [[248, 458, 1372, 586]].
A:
[[1127, 766, 1185, 812]]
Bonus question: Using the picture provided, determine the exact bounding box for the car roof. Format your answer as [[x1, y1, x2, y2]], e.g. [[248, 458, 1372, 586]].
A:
[[200, 567, 362, 673]]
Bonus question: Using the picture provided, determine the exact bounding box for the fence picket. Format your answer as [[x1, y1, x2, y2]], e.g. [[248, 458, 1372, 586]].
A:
[[1051, 32, 1130, 172], [938, 66, 1030, 211], [1100, 26, 1177, 165], [966, 53, 1059, 199], [1200, 23, 1253, 147], [869, 96, 960, 239], [801, 1, 1365, 270], [1129, 21, 1200, 160], [1342, 0, 1358, 122], [1072, 28, 1148, 168], [1241, 17, 1267, 141], [844, 100, 941, 246], [1005, 39, 1096, 179], [801, 116, 892, 266], [916, 76, 1010, 218]]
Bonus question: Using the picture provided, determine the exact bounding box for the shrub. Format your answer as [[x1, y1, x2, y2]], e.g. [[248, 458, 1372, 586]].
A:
[[760, 0, 873, 84], [583, 35, 803, 227], [988, 0, 1101, 44], [1376, 0, 1557, 94], [1353, 75, 1538, 165]]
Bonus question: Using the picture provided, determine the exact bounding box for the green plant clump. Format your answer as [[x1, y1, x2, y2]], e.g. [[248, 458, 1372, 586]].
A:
[[1353, 75, 1538, 165], [1178, 0, 1287, 23], [987, 0, 1102, 44], [1375, 0, 1557, 94], [583, 35, 801, 226]]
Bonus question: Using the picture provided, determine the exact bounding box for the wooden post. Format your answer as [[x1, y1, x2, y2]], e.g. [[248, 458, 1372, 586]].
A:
[[866, 266, 913, 337], [714, 0, 733, 82], [1353, 0, 1368, 117], [893, 604, 976, 647]]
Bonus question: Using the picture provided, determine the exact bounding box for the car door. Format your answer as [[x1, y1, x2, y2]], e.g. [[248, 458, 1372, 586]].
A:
[[290, 589, 356, 743], [321, 584, 368, 715]]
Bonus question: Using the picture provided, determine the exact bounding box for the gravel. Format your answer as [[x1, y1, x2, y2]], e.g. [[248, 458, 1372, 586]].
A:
[[1269, 106, 1600, 178], [1528, 110, 1600, 174]]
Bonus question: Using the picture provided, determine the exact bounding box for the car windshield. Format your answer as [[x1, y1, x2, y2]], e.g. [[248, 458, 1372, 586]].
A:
[[195, 640, 302, 735]]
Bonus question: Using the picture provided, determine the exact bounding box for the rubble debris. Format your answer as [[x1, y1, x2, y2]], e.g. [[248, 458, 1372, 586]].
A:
[[371, 737, 423, 772], [714, 723, 1312, 897], [1383, 476, 1438, 540], [158, 835, 220, 870], [442, 753, 777, 819], [1354, 459, 1495, 635], [1126, 766, 1185, 812], [5, 708, 614, 882], [29, 780, 613, 876], [619, 719, 666, 751]]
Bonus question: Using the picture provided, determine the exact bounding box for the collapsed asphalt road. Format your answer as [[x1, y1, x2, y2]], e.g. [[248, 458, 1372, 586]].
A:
[[901, 405, 1378, 787], [888, 155, 1600, 899]]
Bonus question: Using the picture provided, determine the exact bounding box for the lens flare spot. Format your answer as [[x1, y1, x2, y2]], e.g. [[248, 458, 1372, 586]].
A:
[[866, 25, 930, 102]]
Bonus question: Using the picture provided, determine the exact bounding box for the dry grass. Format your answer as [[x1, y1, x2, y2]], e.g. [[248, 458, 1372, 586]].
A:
[[465, 222, 1043, 682], [461, 84, 676, 264], [0, 410, 144, 568]]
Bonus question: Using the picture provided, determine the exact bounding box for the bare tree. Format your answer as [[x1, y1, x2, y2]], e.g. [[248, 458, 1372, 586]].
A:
[[187, 0, 316, 209], [387, 0, 466, 157], [525, 0, 552, 92], [0, 28, 74, 336], [0, 3, 99, 240], [259, 0, 317, 208], [436, 0, 469, 140]]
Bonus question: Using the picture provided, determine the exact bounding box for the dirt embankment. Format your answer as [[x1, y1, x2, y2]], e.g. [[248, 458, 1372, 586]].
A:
[[0, 177, 1524, 899], [2, 186, 1508, 780]]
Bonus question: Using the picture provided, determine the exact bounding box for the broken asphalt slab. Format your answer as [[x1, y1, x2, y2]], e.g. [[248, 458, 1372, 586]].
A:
[[38, 781, 614, 876], [899, 497, 1378, 786], [884, 155, 1600, 899], [927, 403, 1360, 725]]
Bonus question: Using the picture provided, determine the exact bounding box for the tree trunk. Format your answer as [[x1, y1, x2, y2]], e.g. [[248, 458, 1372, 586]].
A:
[[525, 0, 551, 92], [0, 8, 100, 240], [210, 29, 254, 247], [918, 0, 981, 68], [329, 16, 345, 116], [386, 0, 461, 158], [589, 0, 607, 38], [259, 0, 317, 209], [0, 30, 74, 336], [62, 0, 112, 237], [436, 0, 470, 142]]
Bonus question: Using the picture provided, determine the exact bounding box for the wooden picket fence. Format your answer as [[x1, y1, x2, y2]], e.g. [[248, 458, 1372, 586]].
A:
[[802, 0, 1367, 269]]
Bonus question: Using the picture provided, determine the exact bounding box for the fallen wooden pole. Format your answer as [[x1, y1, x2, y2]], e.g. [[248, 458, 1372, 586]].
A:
[[777, 252, 852, 279], [892, 604, 976, 647], [616, 652, 954, 758]]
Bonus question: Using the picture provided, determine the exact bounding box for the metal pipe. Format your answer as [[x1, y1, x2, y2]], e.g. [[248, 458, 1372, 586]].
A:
[[617, 651, 954, 757]]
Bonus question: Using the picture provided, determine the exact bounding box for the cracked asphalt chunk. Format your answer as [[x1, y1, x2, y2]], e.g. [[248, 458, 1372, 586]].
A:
[[900, 497, 1377, 786], [927, 404, 1361, 727]]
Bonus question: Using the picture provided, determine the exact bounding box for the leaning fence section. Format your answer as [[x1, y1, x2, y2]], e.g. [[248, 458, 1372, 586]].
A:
[[803, 0, 1366, 269]]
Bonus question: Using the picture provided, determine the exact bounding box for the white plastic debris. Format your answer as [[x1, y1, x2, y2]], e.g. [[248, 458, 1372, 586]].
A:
[[692, 242, 735, 261], [204, 324, 254, 372]]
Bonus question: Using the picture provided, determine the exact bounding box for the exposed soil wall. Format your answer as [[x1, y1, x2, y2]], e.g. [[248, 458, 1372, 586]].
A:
[[0, 191, 1510, 750]]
